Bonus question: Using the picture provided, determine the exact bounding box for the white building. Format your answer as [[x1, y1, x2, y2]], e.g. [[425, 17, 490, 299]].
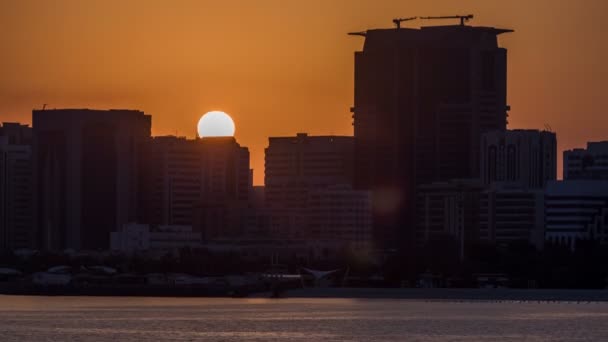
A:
[[479, 183, 545, 249], [545, 180, 608, 250], [110, 223, 202, 254], [564, 141, 608, 180], [480, 129, 556, 189]]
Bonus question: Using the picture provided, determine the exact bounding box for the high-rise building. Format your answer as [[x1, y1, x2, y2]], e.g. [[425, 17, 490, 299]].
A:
[[352, 23, 512, 247], [545, 180, 608, 250], [480, 129, 556, 189], [265, 133, 354, 207], [264, 134, 372, 248], [138, 136, 202, 226], [564, 141, 608, 180], [194, 137, 252, 241], [33, 109, 151, 251], [0, 123, 33, 250]]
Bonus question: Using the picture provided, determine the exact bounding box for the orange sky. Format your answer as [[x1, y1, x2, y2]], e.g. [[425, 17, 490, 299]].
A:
[[1, 0, 607, 184]]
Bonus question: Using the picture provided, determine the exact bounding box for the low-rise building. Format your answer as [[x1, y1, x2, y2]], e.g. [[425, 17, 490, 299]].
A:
[[110, 223, 202, 254], [545, 180, 608, 250], [564, 141, 608, 180], [479, 183, 545, 249]]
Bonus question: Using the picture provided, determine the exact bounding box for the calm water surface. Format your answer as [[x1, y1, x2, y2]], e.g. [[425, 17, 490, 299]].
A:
[[1, 295, 607, 341]]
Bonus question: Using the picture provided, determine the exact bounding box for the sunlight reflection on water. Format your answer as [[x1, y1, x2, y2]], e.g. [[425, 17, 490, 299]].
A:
[[1, 296, 607, 341]]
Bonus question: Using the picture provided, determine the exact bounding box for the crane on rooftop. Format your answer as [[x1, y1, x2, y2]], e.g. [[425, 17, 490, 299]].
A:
[[392, 17, 417, 29], [420, 14, 474, 26]]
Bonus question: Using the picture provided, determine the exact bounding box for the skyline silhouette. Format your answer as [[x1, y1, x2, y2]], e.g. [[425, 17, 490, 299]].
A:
[[1, 1, 608, 184]]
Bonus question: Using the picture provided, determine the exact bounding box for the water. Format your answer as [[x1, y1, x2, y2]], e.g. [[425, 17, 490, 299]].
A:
[[1, 295, 608, 341]]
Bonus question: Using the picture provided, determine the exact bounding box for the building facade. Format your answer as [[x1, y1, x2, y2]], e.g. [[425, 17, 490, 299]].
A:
[[480, 129, 556, 189], [33, 109, 151, 251], [479, 183, 545, 249], [545, 180, 608, 250], [352, 24, 512, 247], [138, 136, 202, 226], [564, 141, 608, 180], [0, 123, 33, 250], [110, 223, 202, 254], [194, 137, 253, 241], [415, 179, 483, 259]]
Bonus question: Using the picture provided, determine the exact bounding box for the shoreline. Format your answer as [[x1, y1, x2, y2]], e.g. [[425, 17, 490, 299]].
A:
[[257, 287, 608, 302]]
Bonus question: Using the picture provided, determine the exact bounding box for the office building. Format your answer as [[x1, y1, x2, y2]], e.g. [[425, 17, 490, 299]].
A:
[[564, 141, 608, 180], [416, 179, 483, 258], [480, 129, 556, 189], [479, 183, 545, 249], [352, 23, 512, 247], [33, 109, 151, 250], [545, 180, 608, 250], [0, 123, 33, 250]]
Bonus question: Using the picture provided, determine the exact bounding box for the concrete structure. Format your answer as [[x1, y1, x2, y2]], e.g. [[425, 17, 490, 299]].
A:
[[564, 141, 608, 180], [351, 24, 512, 248], [194, 137, 253, 240], [0, 123, 33, 250], [33, 109, 151, 251], [415, 179, 483, 258], [479, 183, 545, 249], [265, 133, 354, 207], [110, 223, 202, 254], [263, 134, 372, 249], [481, 129, 556, 189], [545, 180, 608, 250], [306, 184, 373, 250], [138, 136, 203, 226]]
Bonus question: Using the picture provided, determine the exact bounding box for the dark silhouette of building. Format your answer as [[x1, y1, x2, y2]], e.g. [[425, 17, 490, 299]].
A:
[[0, 123, 33, 250], [481, 129, 556, 189], [564, 141, 608, 180], [264, 133, 372, 250], [138, 136, 203, 226], [193, 137, 252, 241], [33, 109, 151, 251], [351, 23, 512, 247]]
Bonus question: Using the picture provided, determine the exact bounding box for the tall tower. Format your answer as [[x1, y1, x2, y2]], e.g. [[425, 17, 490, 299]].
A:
[[352, 23, 512, 247], [33, 109, 151, 251]]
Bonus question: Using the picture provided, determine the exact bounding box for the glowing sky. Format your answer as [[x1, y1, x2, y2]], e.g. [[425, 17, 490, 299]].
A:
[[1, 0, 607, 184]]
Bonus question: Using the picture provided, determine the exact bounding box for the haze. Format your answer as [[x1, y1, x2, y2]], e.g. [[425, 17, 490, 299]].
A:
[[1, 0, 607, 184]]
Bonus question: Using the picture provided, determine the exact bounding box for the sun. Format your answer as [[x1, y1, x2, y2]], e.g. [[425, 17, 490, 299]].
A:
[[197, 111, 235, 138]]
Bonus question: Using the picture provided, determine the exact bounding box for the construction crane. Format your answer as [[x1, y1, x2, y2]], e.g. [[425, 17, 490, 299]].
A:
[[392, 17, 417, 29], [420, 14, 474, 26], [347, 31, 367, 37]]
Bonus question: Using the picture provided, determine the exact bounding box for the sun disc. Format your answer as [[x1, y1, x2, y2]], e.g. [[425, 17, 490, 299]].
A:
[[197, 111, 235, 138]]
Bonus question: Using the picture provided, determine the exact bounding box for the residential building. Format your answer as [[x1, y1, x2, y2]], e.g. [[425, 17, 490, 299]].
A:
[[0, 123, 33, 249], [352, 24, 512, 248], [480, 129, 556, 189], [564, 141, 608, 180], [33, 109, 151, 250]]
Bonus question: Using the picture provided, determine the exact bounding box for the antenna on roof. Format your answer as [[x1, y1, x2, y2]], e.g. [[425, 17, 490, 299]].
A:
[[42, 104, 47, 110], [392, 17, 417, 29], [419, 14, 474, 26]]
